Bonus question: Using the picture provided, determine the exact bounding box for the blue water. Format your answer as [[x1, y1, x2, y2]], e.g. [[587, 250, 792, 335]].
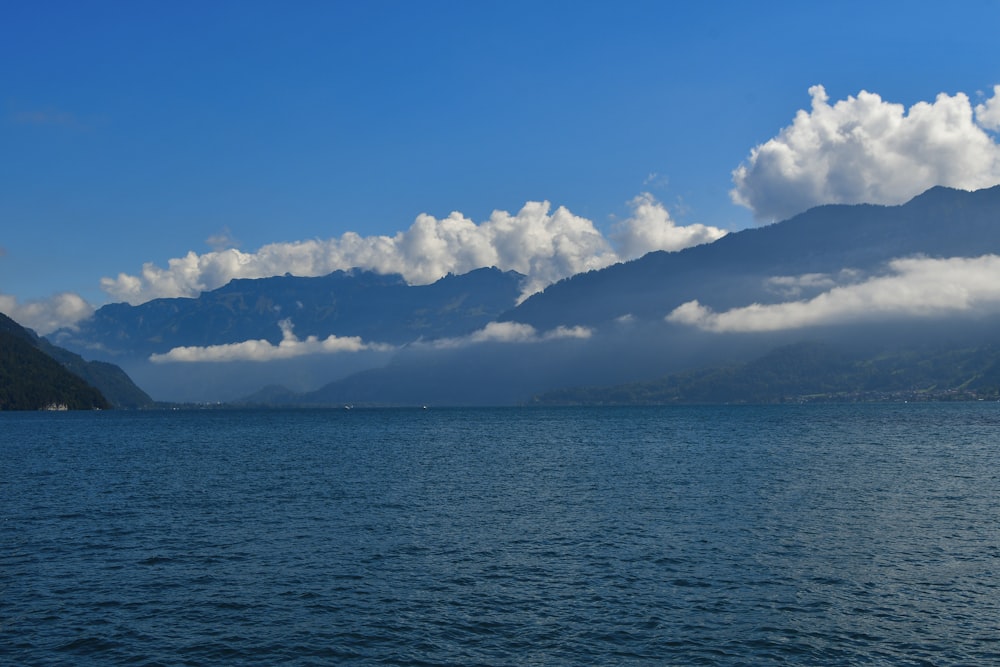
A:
[[3, 404, 1000, 665]]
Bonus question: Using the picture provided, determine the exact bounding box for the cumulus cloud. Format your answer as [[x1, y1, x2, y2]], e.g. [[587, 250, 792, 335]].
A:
[[732, 85, 1000, 222], [611, 193, 727, 260], [666, 255, 1000, 333], [149, 319, 393, 363], [101, 196, 723, 306], [426, 321, 593, 350], [0, 292, 94, 334], [977, 85, 1000, 131]]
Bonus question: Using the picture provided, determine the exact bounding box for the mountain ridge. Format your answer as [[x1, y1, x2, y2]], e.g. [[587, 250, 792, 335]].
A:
[[503, 185, 1000, 330], [57, 266, 525, 359]]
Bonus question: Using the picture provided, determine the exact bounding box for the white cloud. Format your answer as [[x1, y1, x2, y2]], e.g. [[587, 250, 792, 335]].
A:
[[101, 197, 723, 306], [611, 193, 727, 260], [149, 317, 592, 362], [976, 85, 1000, 131], [667, 255, 1000, 333], [0, 292, 94, 335], [731, 85, 1000, 221], [426, 321, 593, 350], [149, 319, 393, 363]]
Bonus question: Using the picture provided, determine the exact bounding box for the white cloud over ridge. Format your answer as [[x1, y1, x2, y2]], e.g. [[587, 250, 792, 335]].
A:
[[150, 319, 392, 363], [102, 196, 726, 306], [731, 85, 1000, 222], [149, 318, 592, 362], [0, 292, 94, 335], [667, 255, 1000, 333], [611, 193, 727, 260]]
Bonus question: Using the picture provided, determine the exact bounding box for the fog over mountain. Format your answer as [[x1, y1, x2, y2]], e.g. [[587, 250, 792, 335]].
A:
[[283, 186, 1000, 406], [508, 185, 1000, 331], [52, 184, 1000, 405], [54, 267, 526, 401]]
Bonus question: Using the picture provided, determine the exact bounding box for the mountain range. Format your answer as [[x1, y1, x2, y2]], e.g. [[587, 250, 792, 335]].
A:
[[507, 185, 1000, 330], [49, 184, 1000, 405], [59, 266, 525, 358]]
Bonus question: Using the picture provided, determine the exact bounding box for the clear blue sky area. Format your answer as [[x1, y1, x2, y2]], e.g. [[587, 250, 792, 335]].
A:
[[2, 0, 999, 303]]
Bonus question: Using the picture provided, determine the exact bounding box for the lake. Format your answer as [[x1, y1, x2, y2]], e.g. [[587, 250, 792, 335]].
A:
[[3, 404, 999, 665]]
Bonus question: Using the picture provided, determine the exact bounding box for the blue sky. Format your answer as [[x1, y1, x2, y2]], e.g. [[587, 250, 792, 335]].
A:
[[2, 0, 1000, 331]]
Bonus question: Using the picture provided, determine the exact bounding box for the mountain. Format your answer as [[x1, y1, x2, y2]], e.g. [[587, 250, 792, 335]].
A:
[[36, 339, 154, 408], [1, 312, 152, 409], [51, 266, 526, 403], [56, 267, 525, 359], [276, 185, 1000, 406], [504, 185, 1000, 331], [1, 312, 111, 410], [262, 333, 598, 407], [52, 186, 1000, 406], [530, 340, 1000, 405]]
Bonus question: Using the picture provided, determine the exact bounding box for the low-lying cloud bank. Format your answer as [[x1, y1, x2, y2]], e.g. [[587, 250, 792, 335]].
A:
[[103, 195, 726, 306], [732, 85, 1000, 222], [149, 319, 393, 363], [667, 255, 1000, 333], [149, 319, 593, 363], [424, 321, 593, 350]]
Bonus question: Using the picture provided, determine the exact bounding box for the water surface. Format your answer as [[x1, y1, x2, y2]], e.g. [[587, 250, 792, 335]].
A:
[[3, 404, 1000, 665]]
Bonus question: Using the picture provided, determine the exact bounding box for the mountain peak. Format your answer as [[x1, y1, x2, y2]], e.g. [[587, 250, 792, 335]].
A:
[[905, 183, 1000, 207]]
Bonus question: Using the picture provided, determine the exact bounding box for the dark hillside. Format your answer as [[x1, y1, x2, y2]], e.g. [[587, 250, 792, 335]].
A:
[[1, 313, 110, 410], [0, 312, 150, 409]]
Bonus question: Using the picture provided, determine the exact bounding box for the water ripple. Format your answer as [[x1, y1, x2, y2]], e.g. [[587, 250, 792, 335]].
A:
[[2, 404, 1000, 664]]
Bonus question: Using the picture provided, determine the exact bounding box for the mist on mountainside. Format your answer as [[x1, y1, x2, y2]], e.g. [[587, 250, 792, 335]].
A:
[[47, 185, 1000, 405]]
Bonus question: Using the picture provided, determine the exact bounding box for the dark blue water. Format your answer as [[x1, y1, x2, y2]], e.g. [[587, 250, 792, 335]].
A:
[[3, 404, 1000, 665]]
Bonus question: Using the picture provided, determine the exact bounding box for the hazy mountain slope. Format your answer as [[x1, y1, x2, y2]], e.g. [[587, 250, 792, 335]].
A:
[[284, 336, 598, 407], [530, 339, 1000, 405], [37, 340, 153, 408], [0, 313, 111, 410], [505, 185, 1000, 330]]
